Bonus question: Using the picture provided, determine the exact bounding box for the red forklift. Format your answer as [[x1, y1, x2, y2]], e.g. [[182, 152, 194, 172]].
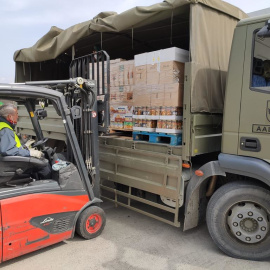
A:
[[0, 74, 108, 262]]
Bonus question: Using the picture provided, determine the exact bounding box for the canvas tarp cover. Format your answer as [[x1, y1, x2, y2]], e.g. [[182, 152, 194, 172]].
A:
[[13, 0, 247, 113], [190, 4, 242, 112]]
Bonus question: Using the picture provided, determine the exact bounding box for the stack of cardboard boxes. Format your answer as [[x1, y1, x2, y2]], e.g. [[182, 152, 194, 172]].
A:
[[110, 59, 134, 130], [108, 47, 189, 137], [133, 47, 189, 134]]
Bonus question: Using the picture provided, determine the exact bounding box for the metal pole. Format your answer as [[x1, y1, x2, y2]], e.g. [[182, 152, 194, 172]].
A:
[[23, 79, 79, 85], [91, 84, 100, 198]]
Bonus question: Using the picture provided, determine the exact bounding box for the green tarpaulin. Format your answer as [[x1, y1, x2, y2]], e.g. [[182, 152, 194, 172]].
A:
[[14, 0, 247, 113]]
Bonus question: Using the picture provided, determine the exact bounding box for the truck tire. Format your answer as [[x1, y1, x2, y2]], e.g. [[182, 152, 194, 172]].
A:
[[76, 206, 106, 239], [206, 182, 270, 261]]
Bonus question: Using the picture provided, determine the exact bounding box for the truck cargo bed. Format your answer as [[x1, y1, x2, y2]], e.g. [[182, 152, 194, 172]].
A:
[[99, 136, 184, 226]]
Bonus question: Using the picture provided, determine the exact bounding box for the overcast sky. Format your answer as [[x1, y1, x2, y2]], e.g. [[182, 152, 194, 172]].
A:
[[0, 0, 269, 83]]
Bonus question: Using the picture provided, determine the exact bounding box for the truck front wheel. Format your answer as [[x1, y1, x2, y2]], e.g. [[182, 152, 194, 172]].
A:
[[206, 182, 270, 260]]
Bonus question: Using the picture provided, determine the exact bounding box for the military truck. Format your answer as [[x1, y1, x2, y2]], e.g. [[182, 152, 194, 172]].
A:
[[12, 1, 270, 260]]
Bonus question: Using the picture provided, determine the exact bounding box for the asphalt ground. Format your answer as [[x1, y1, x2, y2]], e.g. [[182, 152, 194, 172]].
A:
[[2, 201, 270, 270]]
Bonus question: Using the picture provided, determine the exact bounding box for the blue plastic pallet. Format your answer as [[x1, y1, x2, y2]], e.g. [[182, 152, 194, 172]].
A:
[[132, 131, 182, 146]]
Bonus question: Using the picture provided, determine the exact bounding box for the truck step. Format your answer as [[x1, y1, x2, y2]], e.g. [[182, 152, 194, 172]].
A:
[[132, 131, 182, 146]]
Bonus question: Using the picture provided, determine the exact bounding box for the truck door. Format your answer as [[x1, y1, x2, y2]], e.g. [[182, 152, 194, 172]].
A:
[[238, 21, 270, 160]]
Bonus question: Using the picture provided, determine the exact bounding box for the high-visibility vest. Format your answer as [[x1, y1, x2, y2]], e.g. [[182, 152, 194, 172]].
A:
[[0, 122, 21, 148]]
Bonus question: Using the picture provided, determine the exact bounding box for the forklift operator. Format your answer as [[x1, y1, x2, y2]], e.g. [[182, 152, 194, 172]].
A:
[[0, 104, 42, 157], [0, 104, 51, 178]]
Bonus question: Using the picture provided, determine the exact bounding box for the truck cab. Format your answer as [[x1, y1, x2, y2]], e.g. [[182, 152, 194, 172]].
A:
[[185, 15, 270, 261], [223, 15, 270, 159]]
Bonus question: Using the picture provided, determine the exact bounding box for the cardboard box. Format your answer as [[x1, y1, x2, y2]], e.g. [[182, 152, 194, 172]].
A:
[[113, 113, 125, 122], [110, 85, 134, 104], [147, 71, 160, 85], [110, 93, 117, 102], [160, 61, 184, 73], [110, 122, 124, 130], [110, 86, 119, 102], [123, 60, 134, 85], [135, 65, 147, 85], [164, 92, 180, 106], [110, 93, 132, 103], [111, 58, 126, 64], [128, 64, 134, 85], [150, 84, 164, 106], [125, 86, 133, 101], [164, 83, 184, 107], [159, 71, 179, 84], [159, 61, 185, 84], [123, 64, 130, 86], [150, 92, 165, 106], [160, 71, 184, 84], [110, 105, 134, 115], [110, 104, 134, 130], [110, 59, 134, 87], [133, 86, 151, 106], [151, 84, 164, 93], [146, 64, 162, 85], [133, 95, 151, 106], [147, 64, 159, 73], [110, 65, 118, 87], [118, 74, 124, 86]]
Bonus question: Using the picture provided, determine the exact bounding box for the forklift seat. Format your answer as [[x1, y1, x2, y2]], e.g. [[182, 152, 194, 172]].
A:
[[0, 156, 49, 184]]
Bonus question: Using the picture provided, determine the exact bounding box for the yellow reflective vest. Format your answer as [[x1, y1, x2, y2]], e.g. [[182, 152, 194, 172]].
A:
[[0, 122, 21, 148]]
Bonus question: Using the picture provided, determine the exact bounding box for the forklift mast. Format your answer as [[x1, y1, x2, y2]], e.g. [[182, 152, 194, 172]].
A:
[[69, 50, 110, 134], [20, 51, 110, 197]]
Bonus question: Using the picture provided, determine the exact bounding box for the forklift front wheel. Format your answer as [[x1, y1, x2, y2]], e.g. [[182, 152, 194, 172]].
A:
[[76, 206, 106, 239]]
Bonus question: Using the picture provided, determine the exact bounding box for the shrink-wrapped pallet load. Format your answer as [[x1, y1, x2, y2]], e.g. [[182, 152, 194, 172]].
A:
[[109, 59, 134, 131], [133, 47, 188, 143]]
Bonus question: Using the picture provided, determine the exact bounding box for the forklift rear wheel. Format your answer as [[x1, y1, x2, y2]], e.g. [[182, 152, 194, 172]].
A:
[[206, 182, 270, 261], [76, 206, 106, 239]]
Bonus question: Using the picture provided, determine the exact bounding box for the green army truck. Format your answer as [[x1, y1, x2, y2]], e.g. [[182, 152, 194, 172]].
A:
[[13, 1, 270, 260]]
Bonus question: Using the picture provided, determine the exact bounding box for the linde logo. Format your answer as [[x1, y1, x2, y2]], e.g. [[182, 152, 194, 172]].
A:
[[40, 217, 54, 224]]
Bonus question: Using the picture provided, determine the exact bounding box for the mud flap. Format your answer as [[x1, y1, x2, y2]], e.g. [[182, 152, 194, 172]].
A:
[[183, 161, 226, 231]]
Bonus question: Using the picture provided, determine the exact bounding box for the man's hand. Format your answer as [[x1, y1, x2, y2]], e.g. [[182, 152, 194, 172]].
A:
[[24, 139, 35, 149], [29, 149, 44, 159]]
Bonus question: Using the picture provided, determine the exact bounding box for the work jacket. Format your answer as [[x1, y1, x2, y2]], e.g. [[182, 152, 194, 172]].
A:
[[0, 117, 30, 157]]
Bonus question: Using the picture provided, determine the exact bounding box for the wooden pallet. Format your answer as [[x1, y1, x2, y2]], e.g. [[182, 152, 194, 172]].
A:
[[109, 129, 133, 137], [132, 131, 182, 146]]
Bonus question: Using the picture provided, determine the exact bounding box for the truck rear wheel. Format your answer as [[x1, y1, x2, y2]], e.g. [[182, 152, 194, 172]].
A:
[[206, 182, 270, 261], [76, 206, 106, 239]]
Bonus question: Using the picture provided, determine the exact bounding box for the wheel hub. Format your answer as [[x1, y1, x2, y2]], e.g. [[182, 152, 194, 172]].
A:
[[85, 213, 102, 234], [240, 218, 258, 232], [227, 202, 269, 244], [89, 218, 97, 227]]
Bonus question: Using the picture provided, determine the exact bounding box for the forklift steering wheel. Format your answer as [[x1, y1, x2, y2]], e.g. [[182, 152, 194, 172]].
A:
[[32, 137, 49, 148]]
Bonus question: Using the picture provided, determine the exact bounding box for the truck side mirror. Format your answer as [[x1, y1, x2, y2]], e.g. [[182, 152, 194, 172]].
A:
[[257, 19, 270, 38]]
